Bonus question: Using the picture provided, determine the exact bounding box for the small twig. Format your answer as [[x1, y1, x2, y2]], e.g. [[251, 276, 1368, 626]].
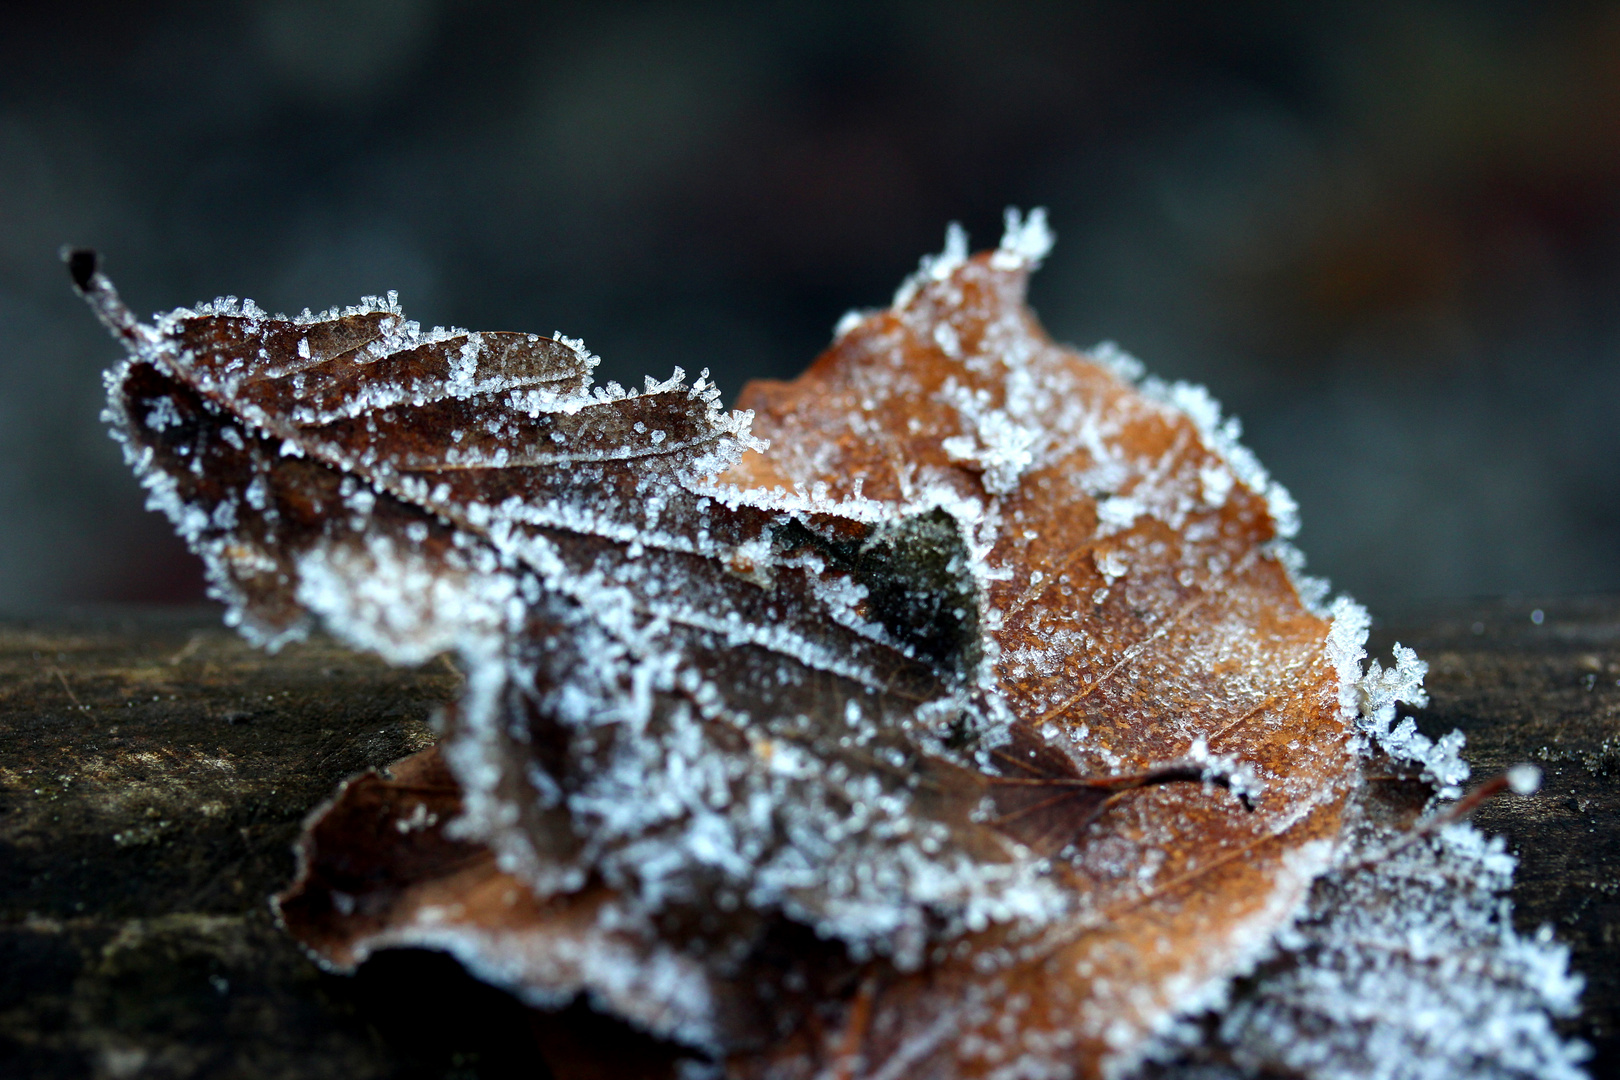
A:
[[1421, 766, 1540, 829], [167, 632, 206, 666], [824, 973, 879, 1080], [1347, 764, 1542, 872], [50, 667, 85, 710]]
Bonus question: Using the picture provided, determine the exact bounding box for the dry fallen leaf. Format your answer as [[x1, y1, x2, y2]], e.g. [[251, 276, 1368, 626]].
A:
[[74, 215, 1585, 1080]]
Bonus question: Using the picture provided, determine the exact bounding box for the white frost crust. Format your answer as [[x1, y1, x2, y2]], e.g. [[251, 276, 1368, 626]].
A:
[[1136, 373, 1299, 542], [834, 307, 876, 339], [290, 533, 512, 668], [1088, 341, 1146, 384], [1089, 343, 1336, 616], [1213, 823, 1586, 1080], [893, 221, 971, 309], [939, 379, 1039, 496], [1327, 597, 1469, 795], [1106, 838, 1339, 1080], [889, 206, 1051, 310], [102, 355, 311, 651], [990, 206, 1055, 271]]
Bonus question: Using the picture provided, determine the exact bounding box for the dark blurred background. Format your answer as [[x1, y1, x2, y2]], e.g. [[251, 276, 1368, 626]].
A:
[[3, 0, 1618, 611]]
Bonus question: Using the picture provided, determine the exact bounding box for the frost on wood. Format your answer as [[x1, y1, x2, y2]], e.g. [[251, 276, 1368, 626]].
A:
[[77, 219, 1582, 1079]]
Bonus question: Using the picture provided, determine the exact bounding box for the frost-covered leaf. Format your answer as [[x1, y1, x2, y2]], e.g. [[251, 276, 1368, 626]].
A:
[[274, 744, 776, 1055], [75, 214, 1581, 1080]]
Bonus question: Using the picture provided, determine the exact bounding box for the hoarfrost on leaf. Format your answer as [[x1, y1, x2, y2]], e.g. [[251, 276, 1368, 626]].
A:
[[1150, 817, 1588, 1080], [990, 206, 1054, 270], [73, 221, 1585, 1080], [1329, 596, 1471, 794]]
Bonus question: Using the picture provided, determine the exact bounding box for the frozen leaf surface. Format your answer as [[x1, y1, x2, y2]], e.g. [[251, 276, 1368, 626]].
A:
[[77, 216, 1580, 1079]]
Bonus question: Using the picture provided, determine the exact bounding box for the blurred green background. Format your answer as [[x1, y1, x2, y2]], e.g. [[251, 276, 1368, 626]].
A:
[[4, 0, 1618, 611]]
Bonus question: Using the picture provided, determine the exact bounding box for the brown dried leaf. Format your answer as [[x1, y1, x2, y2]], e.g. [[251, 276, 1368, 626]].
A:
[[274, 744, 774, 1061], [80, 216, 1357, 1079]]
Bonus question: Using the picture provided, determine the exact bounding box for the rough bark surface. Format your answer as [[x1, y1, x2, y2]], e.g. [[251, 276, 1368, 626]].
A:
[[1, 600, 1616, 1078]]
